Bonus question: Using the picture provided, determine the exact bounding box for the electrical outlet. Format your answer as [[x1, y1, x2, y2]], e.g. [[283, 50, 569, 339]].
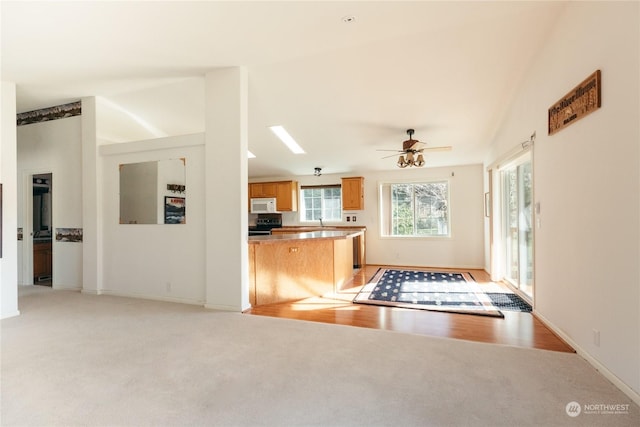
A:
[[593, 329, 600, 347], [353, 216, 357, 222], [346, 216, 351, 222]]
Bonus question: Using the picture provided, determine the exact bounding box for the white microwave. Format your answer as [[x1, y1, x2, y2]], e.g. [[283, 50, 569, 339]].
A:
[[250, 198, 278, 214]]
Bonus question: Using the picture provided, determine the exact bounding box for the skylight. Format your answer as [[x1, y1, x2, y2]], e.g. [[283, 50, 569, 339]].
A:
[[269, 125, 305, 154]]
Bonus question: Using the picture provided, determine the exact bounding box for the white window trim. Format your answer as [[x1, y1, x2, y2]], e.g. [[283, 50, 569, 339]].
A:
[[299, 184, 342, 223], [377, 178, 452, 239]]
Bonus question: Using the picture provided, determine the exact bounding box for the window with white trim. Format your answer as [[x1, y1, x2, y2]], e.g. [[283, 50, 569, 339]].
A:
[[379, 181, 450, 237], [300, 184, 342, 222]]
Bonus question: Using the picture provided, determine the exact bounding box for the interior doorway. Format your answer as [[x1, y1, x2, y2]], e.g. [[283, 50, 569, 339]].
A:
[[32, 173, 52, 286]]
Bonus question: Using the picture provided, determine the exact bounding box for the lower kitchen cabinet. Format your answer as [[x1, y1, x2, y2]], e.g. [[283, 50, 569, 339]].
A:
[[33, 241, 52, 280]]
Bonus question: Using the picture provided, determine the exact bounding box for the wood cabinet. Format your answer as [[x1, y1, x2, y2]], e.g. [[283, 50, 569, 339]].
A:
[[275, 181, 298, 212], [249, 234, 354, 306], [249, 182, 276, 198], [271, 226, 366, 268], [249, 180, 298, 211], [341, 177, 364, 211], [33, 241, 52, 280]]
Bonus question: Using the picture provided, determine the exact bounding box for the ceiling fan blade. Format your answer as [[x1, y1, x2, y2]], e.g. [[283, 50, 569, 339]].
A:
[[420, 146, 452, 152], [380, 153, 402, 159], [376, 149, 403, 152]]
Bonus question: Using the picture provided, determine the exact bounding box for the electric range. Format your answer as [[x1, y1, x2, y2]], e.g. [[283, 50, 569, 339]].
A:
[[248, 213, 282, 236]]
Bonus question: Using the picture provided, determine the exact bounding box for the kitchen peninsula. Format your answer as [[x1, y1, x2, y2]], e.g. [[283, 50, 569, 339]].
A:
[[248, 228, 365, 306]]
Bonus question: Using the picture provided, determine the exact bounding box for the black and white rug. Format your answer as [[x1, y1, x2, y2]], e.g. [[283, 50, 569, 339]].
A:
[[353, 269, 504, 318], [486, 292, 532, 312]]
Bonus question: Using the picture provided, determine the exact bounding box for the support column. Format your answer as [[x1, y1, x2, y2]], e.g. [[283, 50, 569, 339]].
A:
[[204, 68, 249, 311], [81, 96, 101, 294], [1, 81, 19, 319]]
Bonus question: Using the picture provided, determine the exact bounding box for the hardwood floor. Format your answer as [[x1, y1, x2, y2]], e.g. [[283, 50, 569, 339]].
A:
[[245, 265, 575, 353]]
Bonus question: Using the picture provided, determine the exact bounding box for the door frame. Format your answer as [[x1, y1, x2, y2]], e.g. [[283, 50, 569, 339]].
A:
[[491, 149, 535, 304], [21, 169, 53, 286]]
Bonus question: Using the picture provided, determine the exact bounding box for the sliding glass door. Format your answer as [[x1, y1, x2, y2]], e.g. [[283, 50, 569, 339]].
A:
[[501, 154, 533, 299]]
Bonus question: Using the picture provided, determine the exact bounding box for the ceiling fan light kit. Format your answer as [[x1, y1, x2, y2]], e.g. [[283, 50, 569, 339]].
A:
[[398, 129, 428, 168], [378, 128, 452, 168]]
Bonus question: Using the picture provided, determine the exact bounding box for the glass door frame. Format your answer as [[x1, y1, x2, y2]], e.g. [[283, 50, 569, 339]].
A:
[[495, 150, 534, 302]]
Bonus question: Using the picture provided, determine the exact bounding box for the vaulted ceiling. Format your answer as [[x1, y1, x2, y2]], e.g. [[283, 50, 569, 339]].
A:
[[1, 1, 567, 177]]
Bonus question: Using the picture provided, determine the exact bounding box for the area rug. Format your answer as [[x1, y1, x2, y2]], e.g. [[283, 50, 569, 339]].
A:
[[353, 268, 504, 318], [486, 292, 532, 312]]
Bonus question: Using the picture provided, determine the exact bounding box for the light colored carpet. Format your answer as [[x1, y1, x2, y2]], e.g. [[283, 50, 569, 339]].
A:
[[1, 286, 638, 427]]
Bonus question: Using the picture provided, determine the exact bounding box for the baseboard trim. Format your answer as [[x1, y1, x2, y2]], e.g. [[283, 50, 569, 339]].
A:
[[534, 310, 640, 406], [54, 285, 82, 291], [1, 310, 21, 320], [99, 289, 204, 306], [204, 303, 247, 312]]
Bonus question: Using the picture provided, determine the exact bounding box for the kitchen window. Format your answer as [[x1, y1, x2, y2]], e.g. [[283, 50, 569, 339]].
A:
[[379, 181, 450, 237], [300, 184, 341, 222]]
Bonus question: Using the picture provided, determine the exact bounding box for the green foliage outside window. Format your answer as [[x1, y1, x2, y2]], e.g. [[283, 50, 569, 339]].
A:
[[391, 182, 449, 236]]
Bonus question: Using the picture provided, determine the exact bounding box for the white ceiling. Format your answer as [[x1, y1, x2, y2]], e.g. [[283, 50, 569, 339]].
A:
[[1, 1, 567, 178]]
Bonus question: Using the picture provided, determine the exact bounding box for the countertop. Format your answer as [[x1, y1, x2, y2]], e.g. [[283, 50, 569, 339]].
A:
[[248, 229, 364, 244], [275, 226, 366, 231]]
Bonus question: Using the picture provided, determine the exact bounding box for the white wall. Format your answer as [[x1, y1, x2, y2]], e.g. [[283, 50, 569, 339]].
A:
[[253, 163, 485, 269], [1, 81, 19, 319], [96, 77, 205, 144], [17, 116, 83, 289], [204, 68, 250, 312], [100, 134, 206, 304], [485, 2, 639, 400], [157, 159, 186, 223]]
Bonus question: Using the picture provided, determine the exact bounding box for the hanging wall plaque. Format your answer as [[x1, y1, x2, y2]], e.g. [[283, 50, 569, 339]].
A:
[[548, 70, 601, 135]]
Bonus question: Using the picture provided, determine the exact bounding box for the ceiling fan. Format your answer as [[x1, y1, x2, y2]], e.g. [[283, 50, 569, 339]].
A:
[[378, 129, 452, 168]]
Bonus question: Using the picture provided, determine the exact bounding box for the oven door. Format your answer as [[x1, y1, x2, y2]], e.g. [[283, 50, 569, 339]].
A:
[[249, 227, 272, 236]]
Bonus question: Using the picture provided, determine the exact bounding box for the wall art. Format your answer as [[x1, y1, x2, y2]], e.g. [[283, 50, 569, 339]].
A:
[[548, 70, 601, 135], [164, 197, 186, 224], [17, 101, 82, 126], [56, 228, 83, 242]]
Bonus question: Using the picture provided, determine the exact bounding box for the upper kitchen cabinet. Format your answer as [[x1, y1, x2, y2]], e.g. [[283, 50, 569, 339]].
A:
[[249, 182, 277, 198], [249, 180, 298, 211], [275, 181, 298, 212], [341, 177, 364, 211]]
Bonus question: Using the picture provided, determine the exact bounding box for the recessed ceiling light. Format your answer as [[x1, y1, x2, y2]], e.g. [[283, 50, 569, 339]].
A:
[[269, 125, 305, 154], [248, 150, 256, 159], [342, 15, 356, 24]]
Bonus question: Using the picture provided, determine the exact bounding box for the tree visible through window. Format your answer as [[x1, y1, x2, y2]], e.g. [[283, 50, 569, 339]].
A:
[[300, 185, 341, 222], [390, 182, 449, 236]]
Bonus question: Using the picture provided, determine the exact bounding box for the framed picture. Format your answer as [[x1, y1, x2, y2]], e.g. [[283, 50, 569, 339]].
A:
[[55, 228, 83, 242], [164, 197, 186, 224]]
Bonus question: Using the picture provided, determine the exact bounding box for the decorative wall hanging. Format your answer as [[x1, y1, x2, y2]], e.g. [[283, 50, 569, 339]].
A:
[[164, 197, 186, 224], [167, 184, 186, 194], [548, 70, 601, 135], [17, 101, 82, 126], [56, 228, 83, 242]]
